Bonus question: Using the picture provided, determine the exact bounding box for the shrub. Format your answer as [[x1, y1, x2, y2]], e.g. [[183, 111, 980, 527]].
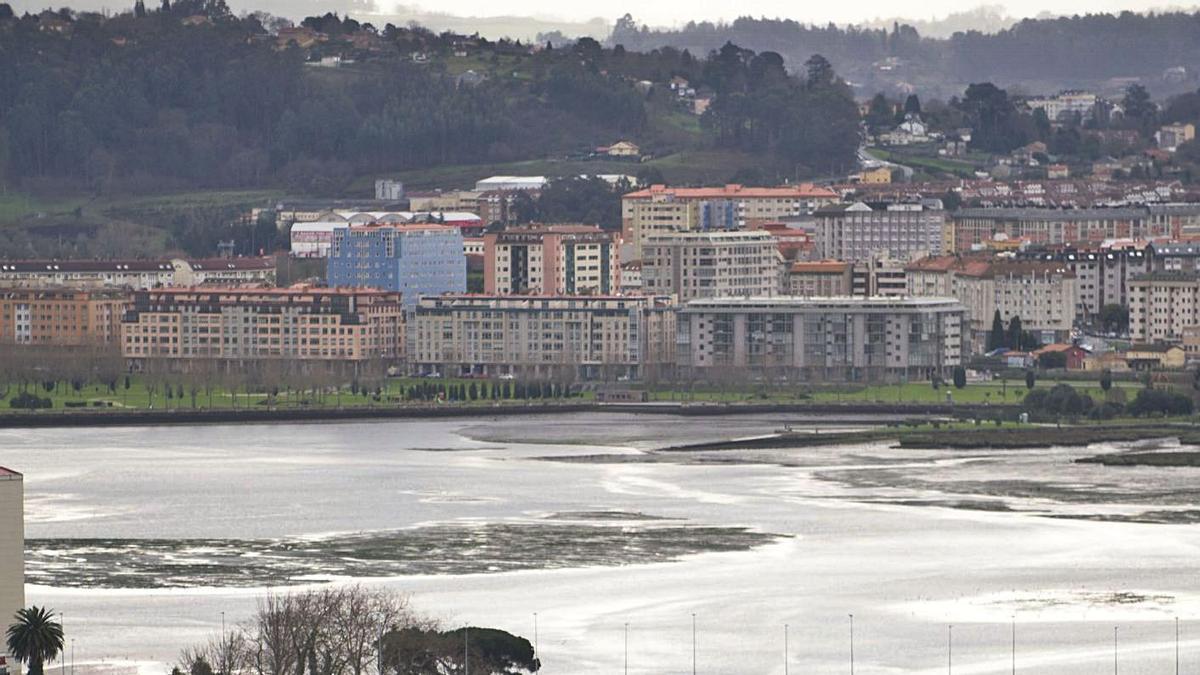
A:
[[10, 392, 52, 409], [1128, 389, 1194, 417]]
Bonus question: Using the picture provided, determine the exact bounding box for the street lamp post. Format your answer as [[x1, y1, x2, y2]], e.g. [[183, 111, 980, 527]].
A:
[[784, 624, 789, 675], [849, 614, 855, 675], [624, 622, 629, 675], [691, 613, 696, 675], [948, 625, 953, 675], [1113, 626, 1118, 675], [1011, 615, 1016, 675]]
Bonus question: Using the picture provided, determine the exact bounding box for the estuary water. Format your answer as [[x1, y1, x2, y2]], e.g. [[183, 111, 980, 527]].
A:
[[5, 412, 1200, 674]]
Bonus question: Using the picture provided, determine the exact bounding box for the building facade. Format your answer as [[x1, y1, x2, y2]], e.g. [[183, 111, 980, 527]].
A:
[[408, 295, 676, 380], [954, 261, 1078, 346], [952, 207, 1173, 251], [121, 287, 406, 368], [0, 258, 275, 289], [787, 261, 851, 296], [0, 287, 127, 345], [1128, 272, 1200, 344], [676, 297, 965, 381], [642, 231, 779, 301], [0, 467, 23, 673], [483, 225, 619, 295], [620, 184, 837, 258], [1023, 245, 1149, 320], [815, 201, 948, 262], [326, 224, 466, 307]]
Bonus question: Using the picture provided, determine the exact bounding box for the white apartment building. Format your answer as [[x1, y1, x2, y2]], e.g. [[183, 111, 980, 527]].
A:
[[642, 231, 779, 301], [676, 296, 965, 381], [815, 201, 948, 263], [408, 294, 677, 380]]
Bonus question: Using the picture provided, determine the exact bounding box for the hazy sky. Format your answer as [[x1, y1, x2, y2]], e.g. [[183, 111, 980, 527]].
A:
[[405, 0, 1173, 25]]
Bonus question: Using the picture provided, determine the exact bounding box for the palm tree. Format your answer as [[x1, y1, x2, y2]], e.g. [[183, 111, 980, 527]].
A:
[[6, 606, 64, 675]]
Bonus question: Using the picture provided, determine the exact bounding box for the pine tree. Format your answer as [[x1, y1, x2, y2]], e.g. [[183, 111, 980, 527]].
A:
[[1006, 315, 1024, 351], [988, 310, 1006, 350]]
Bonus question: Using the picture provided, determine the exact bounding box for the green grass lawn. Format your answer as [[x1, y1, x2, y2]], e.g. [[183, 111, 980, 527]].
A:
[[0, 189, 282, 228], [0, 192, 91, 224], [641, 379, 1141, 405], [868, 147, 981, 178], [0, 376, 591, 413]]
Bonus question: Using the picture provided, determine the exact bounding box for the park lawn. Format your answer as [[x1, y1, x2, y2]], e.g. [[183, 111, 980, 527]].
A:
[[0, 376, 591, 413]]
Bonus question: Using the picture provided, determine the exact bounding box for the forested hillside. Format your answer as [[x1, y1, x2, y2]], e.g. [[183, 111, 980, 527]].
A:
[[611, 12, 1200, 98], [0, 2, 857, 200]]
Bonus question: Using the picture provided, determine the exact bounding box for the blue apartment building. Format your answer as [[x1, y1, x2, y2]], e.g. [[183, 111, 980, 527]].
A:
[[326, 225, 466, 308]]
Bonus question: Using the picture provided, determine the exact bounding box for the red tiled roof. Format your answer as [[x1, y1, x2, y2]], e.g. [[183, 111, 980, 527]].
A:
[[791, 261, 848, 274]]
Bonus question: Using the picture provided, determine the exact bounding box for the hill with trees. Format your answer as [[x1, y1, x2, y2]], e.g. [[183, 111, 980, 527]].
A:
[[610, 12, 1200, 99], [0, 1, 862, 256]]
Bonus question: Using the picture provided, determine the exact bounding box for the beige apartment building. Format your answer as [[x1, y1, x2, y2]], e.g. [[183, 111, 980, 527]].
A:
[[0, 467, 23, 669], [787, 261, 851, 296], [483, 225, 619, 295], [1128, 272, 1200, 344], [676, 296, 965, 381], [907, 256, 1078, 346], [620, 183, 837, 258], [121, 287, 406, 369], [408, 294, 676, 380], [0, 287, 127, 346], [954, 261, 1077, 346], [642, 231, 779, 301]]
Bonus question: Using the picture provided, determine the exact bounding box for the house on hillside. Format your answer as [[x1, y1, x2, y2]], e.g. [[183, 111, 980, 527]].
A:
[[604, 141, 640, 158]]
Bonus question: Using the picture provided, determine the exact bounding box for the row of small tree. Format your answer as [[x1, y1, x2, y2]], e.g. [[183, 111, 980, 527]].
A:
[[402, 380, 574, 402]]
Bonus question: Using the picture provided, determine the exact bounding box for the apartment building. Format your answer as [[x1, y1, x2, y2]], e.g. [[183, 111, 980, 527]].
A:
[[483, 225, 619, 295], [852, 256, 908, 297], [121, 287, 406, 368], [642, 231, 779, 301], [787, 261, 851, 296], [955, 261, 1077, 345], [0, 467, 22, 672], [906, 256, 1078, 345], [326, 224, 466, 308], [0, 287, 127, 345], [814, 201, 948, 262], [1128, 273, 1200, 343], [408, 294, 676, 380], [952, 207, 1171, 251], [676, 297, 965, 381], [621, 183, 837, 258], [1023, 245, 1149, 319], [0, 258, 275, 289]]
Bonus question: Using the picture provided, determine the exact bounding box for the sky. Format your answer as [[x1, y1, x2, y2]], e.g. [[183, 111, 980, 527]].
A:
[[403, 0, 1176, 26]]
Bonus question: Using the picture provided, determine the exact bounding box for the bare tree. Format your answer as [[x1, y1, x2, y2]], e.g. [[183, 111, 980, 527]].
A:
[[183, 587, 431, 675]]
